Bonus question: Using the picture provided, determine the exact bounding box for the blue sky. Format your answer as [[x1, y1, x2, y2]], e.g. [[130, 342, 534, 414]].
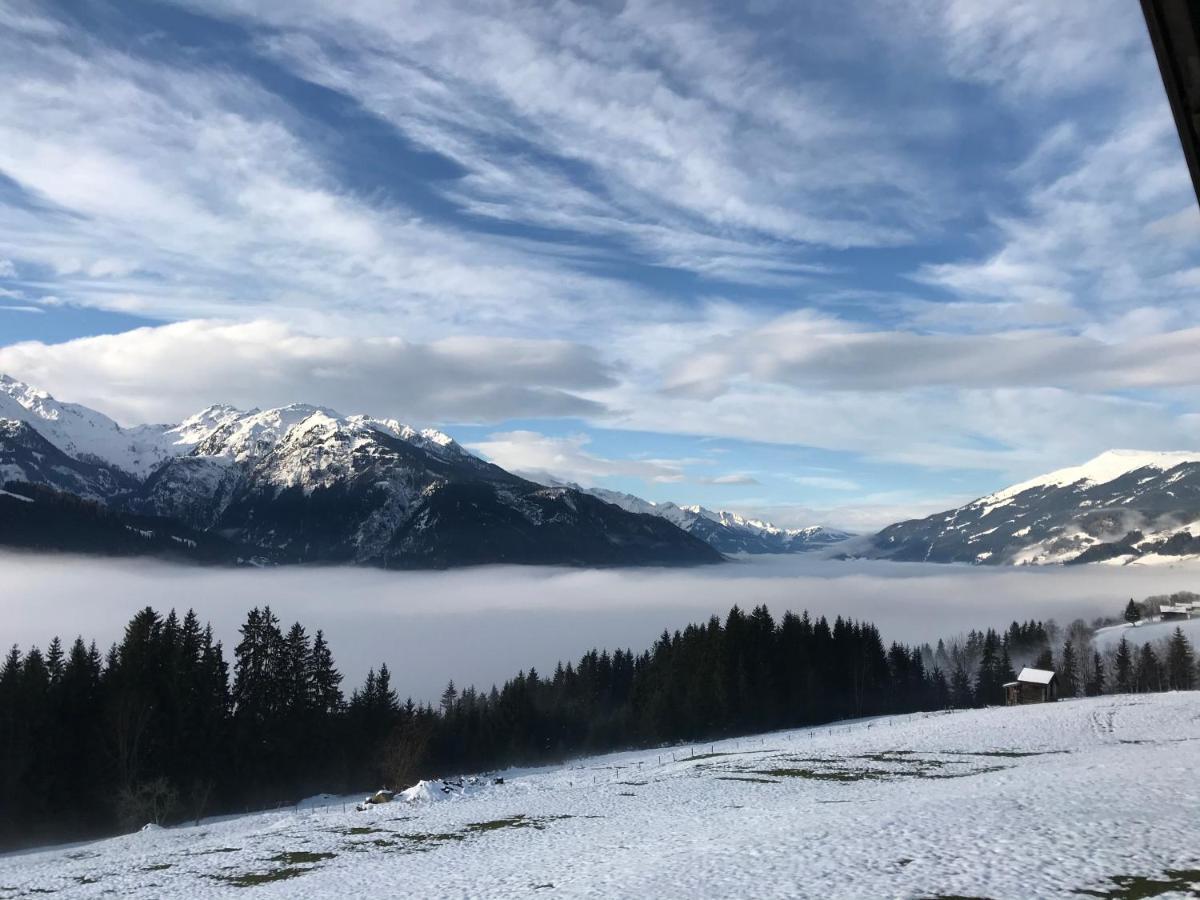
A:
[[2, 0, 1200, 529]]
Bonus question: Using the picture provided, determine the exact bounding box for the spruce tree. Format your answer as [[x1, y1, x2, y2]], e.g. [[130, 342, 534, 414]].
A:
[[1086, 651, 1105, 696], [1115, 637, 1133, 693], [1136, 643, 1161, 693], [1124, 599, 1141, 625], [1167, 627, 1195, 691], [949, 664, 973, 708], [1059, 639, 1078, 698]]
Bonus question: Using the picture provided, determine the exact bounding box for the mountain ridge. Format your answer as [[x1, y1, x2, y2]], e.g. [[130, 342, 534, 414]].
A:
[[0, 376, 721, 569], [577, 485, 853, 554], [864, 449, 1200, 566]]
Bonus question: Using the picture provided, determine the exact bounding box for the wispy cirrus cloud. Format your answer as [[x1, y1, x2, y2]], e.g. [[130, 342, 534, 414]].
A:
[[3, 0, 1200, 516]]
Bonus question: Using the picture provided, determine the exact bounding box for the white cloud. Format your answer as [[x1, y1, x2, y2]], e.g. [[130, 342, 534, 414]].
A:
[[607, 378, 1200, 485], [913, 101, 1199, 330], [221, 0, 943, 261], [882, 0, 1150, 102], [466, 430, 687, 486], [660, 310, 1200, 395], [0, 320, 612, 425], [699, 473, 760, 486], [0, 11, 666, 339]]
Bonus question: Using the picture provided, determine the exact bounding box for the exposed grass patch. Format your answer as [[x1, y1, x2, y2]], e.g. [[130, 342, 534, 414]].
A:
[[688, 752, 736, 761], [754, 767, 881, 782], [465, 815, 535, 833], [857, 751, 918, 761], [1074, 868, 1200, 898], [716, 776, 779, 784], [922, 765, 1008, 780], [212, 867, 313, 888], [269, 851, 336, 865], [342, 826, 390, 836], [142, 863, 173, 871], [74, 876, 99, 885], [465, 814, 571, 833], [945, 749, 1068, 758], [192, 846, 241, 855], [618, 780, 649, 786], [856, 752, 948, 769], [401, 831, 466, 846]]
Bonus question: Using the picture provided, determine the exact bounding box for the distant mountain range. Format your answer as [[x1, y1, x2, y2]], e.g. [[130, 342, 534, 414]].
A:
[[864, 449, 1200, 566], [0, 376, 722, 568], [578, 486, 852, 555], [20, 375, 1189, 570]]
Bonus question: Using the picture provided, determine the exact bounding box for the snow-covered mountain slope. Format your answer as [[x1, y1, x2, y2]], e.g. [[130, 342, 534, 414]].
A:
[[0, 375, 184, 477], [866, 449, 1200, 565], [581, 486, 852, 554], [0, 376, 720, 569], [5, 692, 1199, 899]]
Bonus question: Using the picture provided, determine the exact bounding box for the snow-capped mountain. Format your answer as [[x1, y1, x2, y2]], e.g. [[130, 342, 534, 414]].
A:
[[866, 449, 1200, 566], [580, 486, 852, 554], [0, 376, 720, 568], [0, 374, 194, 477]]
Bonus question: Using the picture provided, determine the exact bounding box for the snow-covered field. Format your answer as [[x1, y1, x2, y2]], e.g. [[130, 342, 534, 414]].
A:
[[1094, 616, 1200, 651], [4, 693, 1200, 900]]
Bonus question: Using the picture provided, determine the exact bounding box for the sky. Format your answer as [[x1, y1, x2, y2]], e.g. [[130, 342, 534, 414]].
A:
[[1, 0, 1199, 530], [6, 551, 1197, 701]]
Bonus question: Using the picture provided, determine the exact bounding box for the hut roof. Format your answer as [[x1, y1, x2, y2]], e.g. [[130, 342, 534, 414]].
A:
[[1016, 667, 1055, 685]]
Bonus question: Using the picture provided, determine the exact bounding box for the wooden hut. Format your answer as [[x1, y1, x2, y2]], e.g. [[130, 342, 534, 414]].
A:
[[1003, 667, 1058, 705], [1160, 604, 1192, 621]]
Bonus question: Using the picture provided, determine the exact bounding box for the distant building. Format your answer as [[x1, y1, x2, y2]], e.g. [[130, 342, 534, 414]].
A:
[[1004, 667, 1058, 705], [1160, 605, 1192, 621]]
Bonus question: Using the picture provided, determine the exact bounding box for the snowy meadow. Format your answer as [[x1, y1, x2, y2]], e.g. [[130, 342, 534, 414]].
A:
[[3, 693, 1199, 899], [4, 552, 1199, 701]]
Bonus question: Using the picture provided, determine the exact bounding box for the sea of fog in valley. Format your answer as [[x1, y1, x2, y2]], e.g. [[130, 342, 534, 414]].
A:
[[4, 553, 1199, 702]]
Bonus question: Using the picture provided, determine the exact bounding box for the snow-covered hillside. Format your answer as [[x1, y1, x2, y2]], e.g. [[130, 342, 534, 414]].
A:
[[1093, 616, 1200, 652], [868, 449, 1200, 566], [582, 486, 852, 554], [4, 693, 1198, 899]]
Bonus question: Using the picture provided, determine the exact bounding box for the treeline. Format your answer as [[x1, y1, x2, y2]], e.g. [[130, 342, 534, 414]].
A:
[[3, 603, 1197, 849], [3, 604, 940, 847], [931, 613, 1200, 698]]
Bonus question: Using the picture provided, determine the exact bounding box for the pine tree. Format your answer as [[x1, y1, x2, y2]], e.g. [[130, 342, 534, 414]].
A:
[[1059, 639, 1078, 698], [1124, 599, 1141, 625], [308, 631, 343, 717], [974, 630, 1003, 706], [950, 664, 973, 708], [1086, 651, 1105, 696], [1136, 643, 1161, 693], [1115, 637, 1133, 693], [1167, 627, 1195, 691], [45, 638, 64, 686], [440, 680, 459, 716]]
